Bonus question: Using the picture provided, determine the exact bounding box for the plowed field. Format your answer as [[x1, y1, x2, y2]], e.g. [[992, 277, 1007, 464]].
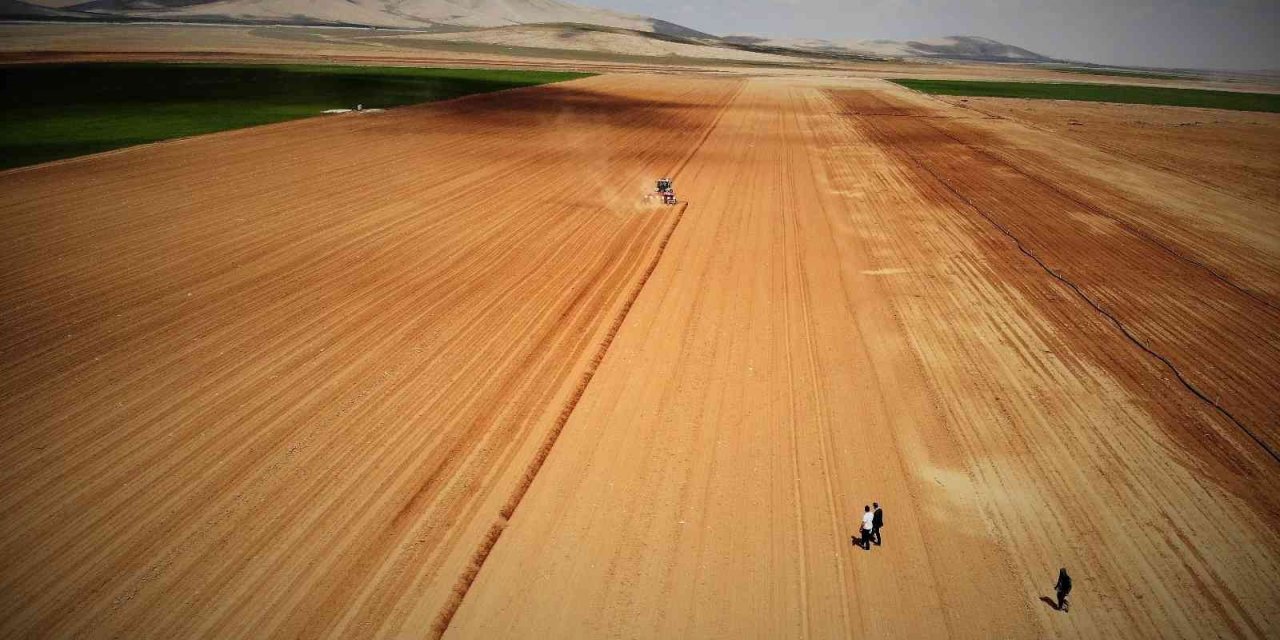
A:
[[2, 74, 1278, 639]]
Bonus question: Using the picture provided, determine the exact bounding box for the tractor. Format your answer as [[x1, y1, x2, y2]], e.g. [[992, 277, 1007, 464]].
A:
[[656, 178, 677, 205]]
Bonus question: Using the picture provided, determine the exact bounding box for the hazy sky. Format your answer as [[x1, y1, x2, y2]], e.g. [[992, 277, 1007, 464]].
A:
[[588, 0, 1279, 70]]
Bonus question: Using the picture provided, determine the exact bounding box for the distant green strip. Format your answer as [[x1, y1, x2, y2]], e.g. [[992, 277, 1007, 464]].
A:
[[0, 63, 592, 170], [891, 79, 1280, 113]]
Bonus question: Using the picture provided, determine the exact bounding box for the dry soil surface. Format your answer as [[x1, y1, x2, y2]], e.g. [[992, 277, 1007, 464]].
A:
[[2, 74, 1279, 639], [446, 77, 1280, 639], [937, 96, 1280, 208], [0, 74, 741, 638]]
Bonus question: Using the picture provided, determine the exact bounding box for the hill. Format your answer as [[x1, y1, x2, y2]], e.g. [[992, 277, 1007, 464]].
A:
[[8, 0, 1054, 64], [724, 34, 1053, 62], [0, 0, 92, 18], [12, 0, 713, 37], [398, 23, 793, 62]]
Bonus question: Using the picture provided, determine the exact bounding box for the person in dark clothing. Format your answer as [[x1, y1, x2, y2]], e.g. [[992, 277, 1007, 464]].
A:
[[872, 502, 884, 546], [1055, 568, 1072, 612]]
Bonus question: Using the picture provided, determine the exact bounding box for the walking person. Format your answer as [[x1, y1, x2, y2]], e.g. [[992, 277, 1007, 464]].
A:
[[1054, 568, 1073, 612], [872, 502, 884, 546], [859, 505, 874, 550]]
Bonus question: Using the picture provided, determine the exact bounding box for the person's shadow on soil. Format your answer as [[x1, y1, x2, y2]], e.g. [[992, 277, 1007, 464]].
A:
[[1039, 596, 1060, 611]]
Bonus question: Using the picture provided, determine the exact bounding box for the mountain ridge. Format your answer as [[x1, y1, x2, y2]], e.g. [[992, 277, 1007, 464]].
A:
[[4, 0, 1055, 63], [722, 34, 1051, 62]]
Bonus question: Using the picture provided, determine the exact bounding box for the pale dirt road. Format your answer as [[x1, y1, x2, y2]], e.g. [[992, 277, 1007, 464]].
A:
[[447, 78, 1280, 638], [0, 74, 743, 637], [2, 72, 1279, 639]]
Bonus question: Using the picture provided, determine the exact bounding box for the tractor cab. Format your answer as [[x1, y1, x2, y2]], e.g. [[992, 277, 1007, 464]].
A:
[[656, 178, 676, 205]]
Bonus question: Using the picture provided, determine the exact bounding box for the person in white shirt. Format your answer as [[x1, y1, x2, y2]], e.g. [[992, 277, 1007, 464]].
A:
[[858, 505, 874, 550]]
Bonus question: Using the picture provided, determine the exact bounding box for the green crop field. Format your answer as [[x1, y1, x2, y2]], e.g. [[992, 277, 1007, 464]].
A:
[[891, 79, 1280, 113], [0, 63, 591, 170]]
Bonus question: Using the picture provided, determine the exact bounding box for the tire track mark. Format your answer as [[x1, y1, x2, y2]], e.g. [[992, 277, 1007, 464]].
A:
[[783, 88, 853, 637]]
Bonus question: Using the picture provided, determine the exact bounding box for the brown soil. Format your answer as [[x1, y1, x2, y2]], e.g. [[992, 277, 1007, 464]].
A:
[[2, 72, 1278, 639], [940, 97, 1280, 208], [447, 78, 1280, 639], [0, 74, 742, 637]]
